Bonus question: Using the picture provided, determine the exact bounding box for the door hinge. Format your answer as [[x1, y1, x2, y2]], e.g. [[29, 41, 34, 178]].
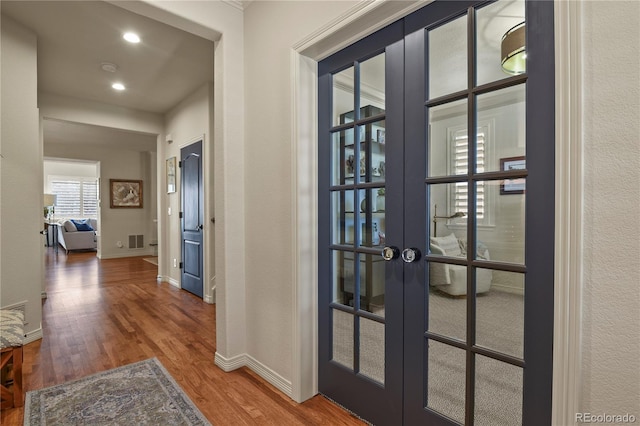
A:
[[179, 262, 183, 269], [179, 212, 183, 219], [178, 161, 182, 168]]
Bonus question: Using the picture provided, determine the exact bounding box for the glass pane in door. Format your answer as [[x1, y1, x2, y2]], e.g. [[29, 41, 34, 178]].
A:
[[476, 270, 524, 358], [428, 14, 468, 99], [331, 129, 356, 186], [429, 182, 467, 240], [360, 188, 386, 249], [474, 355, 523, 426], [427, 339, 466, 424], [476, 0, 526, 86], [359, 317, 385, 384], [428, 99, 467, 178], [428, 281, 466, 341], [476, 180, 525, 264], [359, 53, 385, 118], [477, 84, 526, 173], [363, 120, 386, 183], [332, 308, 354, 369], [332, 250, 354, 306], [331, 190, 354, 246], [333, 66, 354, 126], [358, 253, 385, 314]]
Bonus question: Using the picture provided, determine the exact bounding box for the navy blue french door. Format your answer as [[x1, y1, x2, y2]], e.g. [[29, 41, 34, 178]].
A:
[[318, 1, 554, 425]]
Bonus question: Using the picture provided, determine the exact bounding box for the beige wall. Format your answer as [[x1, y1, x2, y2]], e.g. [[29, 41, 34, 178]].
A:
[[581, 0, 640, 416], [243, 0, 358, 385], [163, 83, 215, 300], [0, 15, 43, 339]]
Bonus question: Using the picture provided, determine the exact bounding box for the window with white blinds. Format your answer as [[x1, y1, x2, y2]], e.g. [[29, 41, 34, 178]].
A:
[[49, 177, 98, 217], [450, 125, 488, 221]]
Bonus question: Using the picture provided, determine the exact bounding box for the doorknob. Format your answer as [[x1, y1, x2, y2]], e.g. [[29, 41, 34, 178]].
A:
[[401, 248, 421, 263], [381, 246, 400, 261]]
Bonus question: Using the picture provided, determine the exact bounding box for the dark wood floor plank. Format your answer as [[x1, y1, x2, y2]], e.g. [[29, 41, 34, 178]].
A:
[[1, 249, 364, 425]]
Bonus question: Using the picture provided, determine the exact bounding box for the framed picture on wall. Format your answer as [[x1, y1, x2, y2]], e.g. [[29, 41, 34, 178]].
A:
[[166, 157, 177, 193], [110, 179, 143, 208], [500, 156, 526, 194]]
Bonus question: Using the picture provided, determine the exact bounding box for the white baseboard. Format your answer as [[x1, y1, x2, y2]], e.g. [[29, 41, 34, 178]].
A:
[[214, 352, 293, 399], [214, 352, 246, 372], [491, 283, 525, 296], [98, 250, 154, 259], [167, 277, 180, 288], [24, 327, 43, 345]]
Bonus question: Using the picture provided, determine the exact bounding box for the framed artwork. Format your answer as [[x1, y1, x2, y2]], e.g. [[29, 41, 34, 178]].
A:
[[166, 157, 177, 193], [110, 179, 143, 208], [500, 156, 526, 194]]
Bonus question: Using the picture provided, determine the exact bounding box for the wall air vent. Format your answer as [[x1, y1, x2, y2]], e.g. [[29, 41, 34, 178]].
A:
[[128, 235, 144, 249]]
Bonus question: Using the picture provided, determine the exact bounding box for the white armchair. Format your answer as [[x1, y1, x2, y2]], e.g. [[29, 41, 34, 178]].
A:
[[429, 233, 492, 296]]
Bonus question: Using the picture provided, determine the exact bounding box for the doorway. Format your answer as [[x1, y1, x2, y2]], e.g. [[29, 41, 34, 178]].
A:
[[180, 139, 205, 298], [318, 1, 555, 425]]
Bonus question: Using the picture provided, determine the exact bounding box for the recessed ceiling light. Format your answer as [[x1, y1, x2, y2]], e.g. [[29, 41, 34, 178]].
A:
[[100, 62, 118, 73], [123, 32, 140, 44], [112, 83, 126, 91]]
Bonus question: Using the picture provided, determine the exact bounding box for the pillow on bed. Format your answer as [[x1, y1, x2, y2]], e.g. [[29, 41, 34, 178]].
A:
[[71, 219, 94, 232], [429, 233, 461, 257]]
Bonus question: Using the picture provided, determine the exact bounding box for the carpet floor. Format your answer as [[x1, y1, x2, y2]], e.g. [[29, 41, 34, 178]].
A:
[[24, 358, 210, 426]]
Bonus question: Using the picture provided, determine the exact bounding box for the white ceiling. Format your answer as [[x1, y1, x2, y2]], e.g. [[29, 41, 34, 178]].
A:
[[1, 0, 215, 150]]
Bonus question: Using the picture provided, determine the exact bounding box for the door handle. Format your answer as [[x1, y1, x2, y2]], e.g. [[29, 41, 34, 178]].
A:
[[401, 248, 421, 263], [381, 246, 400, 261]]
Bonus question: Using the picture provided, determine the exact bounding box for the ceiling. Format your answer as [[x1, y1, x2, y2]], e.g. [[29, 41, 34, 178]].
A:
[[2, 0, 215, 150]]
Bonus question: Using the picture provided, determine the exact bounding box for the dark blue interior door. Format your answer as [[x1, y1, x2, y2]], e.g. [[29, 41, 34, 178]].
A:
[[181, 140, 204, 298], [319, 1, 554, 425]]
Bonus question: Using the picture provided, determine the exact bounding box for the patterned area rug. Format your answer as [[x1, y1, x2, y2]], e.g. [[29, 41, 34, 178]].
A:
[[24, 358, 210, 426]]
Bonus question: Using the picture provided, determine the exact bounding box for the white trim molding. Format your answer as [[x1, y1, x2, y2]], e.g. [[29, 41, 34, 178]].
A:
[[215, 352, 293, 398], [552, 1, 584, 425], [290, 50, 319, 403], [167, 277, 180, 289], [24, 327, 43, 345]]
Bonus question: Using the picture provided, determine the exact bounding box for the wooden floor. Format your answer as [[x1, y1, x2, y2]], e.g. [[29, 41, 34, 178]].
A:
[[1, 249, 364, 425]]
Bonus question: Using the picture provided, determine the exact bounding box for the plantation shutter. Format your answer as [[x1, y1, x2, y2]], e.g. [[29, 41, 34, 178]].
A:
[[82, 180, 98, 216], [51, 180, 82, 216], [452, 130, 485, 219], [50, 178, 98, 217]]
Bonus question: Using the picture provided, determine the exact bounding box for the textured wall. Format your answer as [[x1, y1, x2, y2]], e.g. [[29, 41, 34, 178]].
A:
[[581, 0, 640, 416]]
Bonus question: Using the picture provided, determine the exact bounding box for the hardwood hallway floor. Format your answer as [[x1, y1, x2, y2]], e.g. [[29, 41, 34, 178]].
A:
[[1, 249, 363, 425]]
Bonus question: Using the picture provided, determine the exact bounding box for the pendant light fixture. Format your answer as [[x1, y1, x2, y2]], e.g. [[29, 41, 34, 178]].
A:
[[501, 21, 526, 75]]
